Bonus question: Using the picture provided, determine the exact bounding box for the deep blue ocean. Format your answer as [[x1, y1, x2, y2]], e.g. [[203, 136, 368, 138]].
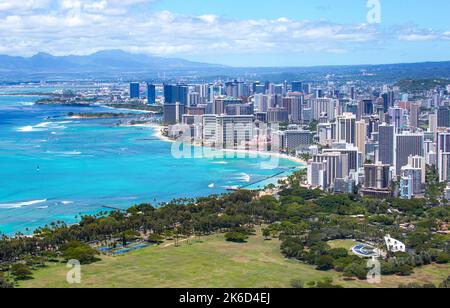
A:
[[0, 86, 301, 235]]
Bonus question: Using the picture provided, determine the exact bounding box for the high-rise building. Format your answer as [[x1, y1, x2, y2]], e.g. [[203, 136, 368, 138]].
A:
[[282, 130, 312, 152], [336, 113, 356, 145], [291, 81, 303, 93], [356, 120, 367, 158], [408, 155, 426, 184], [164, 84, 189, 105], [318, 123, 333, 146], [282, 96, 303, 123], [323, 144, 361, 172], [147, 83, 156, 104], [307, 161, 328, 188], [130, 82, 140, 99], [400, 166, 424, 199], [409, 102, 421, 130], [225, 103, 254, 116], [312, 98, 337, 121], [189, 92, 200, 107], [388, 107, 406, 133], [312, 152, 349, 189], [201, 115, 254, 150], [378, 124, 395, 165], [350, 86, 356, 100], [361, 99, 374, 116], [163, 103, 185, 125], [395, 133, 424, 176], [438, 106, 450, 128], [213, 97, 243, 115], [361, 163, 391, 197], [437, 132, 450, 182], [429, 113, 438, 132], [164, 84, 177, 104], [267, 107, 289, 123]]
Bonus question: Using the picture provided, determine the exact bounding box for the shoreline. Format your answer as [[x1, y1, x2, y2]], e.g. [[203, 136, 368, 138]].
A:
[[127, 123, 307, 166]]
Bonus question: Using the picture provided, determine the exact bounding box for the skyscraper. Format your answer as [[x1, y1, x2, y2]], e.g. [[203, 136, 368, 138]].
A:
[[400, 166, 423, 199], [361, 162, 392, 197], [164, 84, 177, 104], [147, 83, 156, 104], [378, 124, 395, 165], [361, 99, 374, 116], [429, 112, 438, 132], [437, 132, 450, 182], [164, 84, 189, 106], [437, 106, 450, 128], [291, 81, 303, 93], [336, 113, 356, 145], [395, 133, 424, 175], [410, 102, 421, 131], [130, 82, 140, 99], [163, 102, 185, 125], [282, 96, 303, 123], [364, 163, 391, 190], [389, 107, 406, 133], [356, 120, 367, 158], [312, 152, 349, 189]]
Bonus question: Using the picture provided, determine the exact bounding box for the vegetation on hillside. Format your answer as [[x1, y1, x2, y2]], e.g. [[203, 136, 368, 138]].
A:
[[0, 170, 448, 288], [395, 78, 449, 92]]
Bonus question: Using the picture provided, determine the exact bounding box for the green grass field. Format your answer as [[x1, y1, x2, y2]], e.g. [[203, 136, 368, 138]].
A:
[[18, 230, 449, 288]]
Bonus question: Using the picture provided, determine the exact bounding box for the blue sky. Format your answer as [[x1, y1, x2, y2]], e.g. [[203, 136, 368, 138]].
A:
[[0, 0, 448, 66]]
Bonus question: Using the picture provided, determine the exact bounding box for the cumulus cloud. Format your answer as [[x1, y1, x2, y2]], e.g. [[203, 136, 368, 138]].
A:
[[395, 26, 449, 42], [0, 4, 447, 59], [0, 0, 50, 13]]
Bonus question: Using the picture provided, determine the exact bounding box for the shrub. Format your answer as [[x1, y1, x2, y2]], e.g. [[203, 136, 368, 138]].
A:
[[343, 263, 367, 280], [61, 241, 99, 264], [224, 232, 249, 243], [10, 264, 33, 280], [147, 234, 164, 245], [328, 248, 349, 260], [315, 255, 335, 271], [280, 238, 304, 259], [395, 264, 414, 276], [290, 279, 304, 288], [308, 278, 344, 289], [436, 252, 450, 264], [0, 273, 13, 288]]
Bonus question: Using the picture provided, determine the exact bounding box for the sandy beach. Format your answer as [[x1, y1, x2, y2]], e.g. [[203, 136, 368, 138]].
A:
[[128, 123, 307, 167]]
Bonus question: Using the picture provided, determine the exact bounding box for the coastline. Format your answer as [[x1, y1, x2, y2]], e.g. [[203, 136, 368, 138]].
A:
[[128, 123, 307, 166]]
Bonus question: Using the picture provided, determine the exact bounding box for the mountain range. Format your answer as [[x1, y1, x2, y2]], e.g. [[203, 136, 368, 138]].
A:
[[0, 50, 225, 76], [0, 50, 449, 82]]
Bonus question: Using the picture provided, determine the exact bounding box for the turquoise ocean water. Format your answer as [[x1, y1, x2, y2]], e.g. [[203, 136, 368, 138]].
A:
[[0, 86, 302, 235]]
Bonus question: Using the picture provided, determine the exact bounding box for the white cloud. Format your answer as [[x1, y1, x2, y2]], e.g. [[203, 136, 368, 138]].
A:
[[0, 7, 447, 59], [0, 0, 50, 12], [396, 26, 448, 42]]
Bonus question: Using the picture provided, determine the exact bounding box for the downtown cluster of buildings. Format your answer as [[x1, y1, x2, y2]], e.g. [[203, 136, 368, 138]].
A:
[[128, 80, 450, 200]]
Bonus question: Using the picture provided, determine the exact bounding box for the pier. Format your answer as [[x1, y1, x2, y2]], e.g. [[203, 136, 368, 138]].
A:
[[228, 167, 298, 191]]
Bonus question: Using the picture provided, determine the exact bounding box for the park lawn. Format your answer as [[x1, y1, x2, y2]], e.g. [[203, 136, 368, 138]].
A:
[[19, 230, 340, 288], [18, 230, 449, 288]]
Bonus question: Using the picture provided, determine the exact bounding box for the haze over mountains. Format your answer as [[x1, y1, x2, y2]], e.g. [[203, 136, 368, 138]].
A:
[[0, 50, 449, 82], [0, 50, 224, 73]]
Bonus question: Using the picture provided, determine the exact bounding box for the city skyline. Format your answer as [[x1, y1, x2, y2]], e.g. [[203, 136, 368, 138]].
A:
[[0, 0, 449, 67]]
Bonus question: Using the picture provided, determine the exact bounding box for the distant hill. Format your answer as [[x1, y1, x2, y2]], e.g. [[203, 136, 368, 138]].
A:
[[0, 50, 449, 83], [395, 78, 450, 92], [0, 50, 226, 78]]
